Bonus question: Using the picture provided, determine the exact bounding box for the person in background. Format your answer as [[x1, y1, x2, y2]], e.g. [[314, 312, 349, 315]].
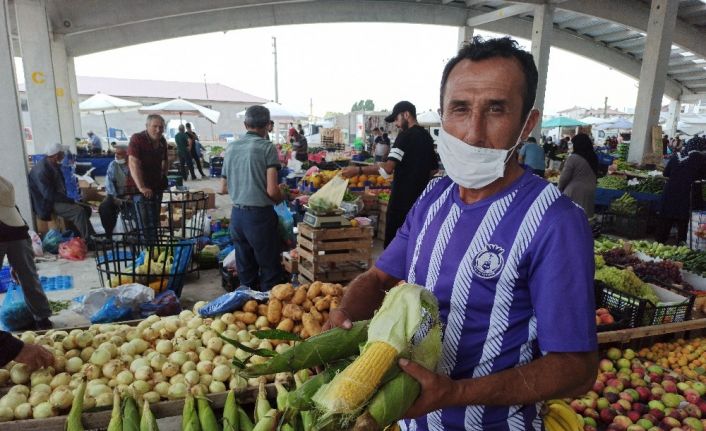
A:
[[0, 329, 54, 369], [288, 122, 297, 142], [341, 101, 438, 247], [28, 143, 96, 241], [656, 137, 706, 244], [558, 133, 598, 218], [662, 134, 670, 156], [297, 124, 305, 138], [88, 131, 102, 155], [127, 114, 168, 236], [518, 136, 546, 177], [175, 124, 196, 181], [99, 143, 131, 238], [373, 128, 390, 162], [220, 105, 285, 291], [293, 130, 308, 162], [185, 123, 207, 179], [0, 176, 53, 330]]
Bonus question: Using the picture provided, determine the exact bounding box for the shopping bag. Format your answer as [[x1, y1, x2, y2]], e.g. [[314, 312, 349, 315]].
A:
[[275, 202, 296, 250], [42, 229, 63, 254], [308, 174, 349, 213], [28, 230, 43, 257], [0, 285, 35, 331], [58, 238, 87, 261], [139, 290, 182, 318], [198, 287, 269, 317]]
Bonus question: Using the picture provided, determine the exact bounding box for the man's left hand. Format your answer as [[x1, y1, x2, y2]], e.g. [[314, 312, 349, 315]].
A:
[[340, 166, 358, 178], [399, 358, 458, 418]]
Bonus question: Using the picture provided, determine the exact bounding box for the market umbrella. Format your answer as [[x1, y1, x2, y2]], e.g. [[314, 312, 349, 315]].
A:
[[417, 110, 441, 126], [580, 116, 610, 126], [139, 97, 221, 124], [541, 116, 587, 128], [236, 101, 307, 122], [596, 117, 633, 130], [79, 93, 142, 140]]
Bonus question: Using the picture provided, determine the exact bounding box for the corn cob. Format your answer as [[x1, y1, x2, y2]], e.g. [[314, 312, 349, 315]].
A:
[[106, 390, 122, 431], [65, 377, 86, 431], [182, 395, 201, 431], [222, 390, 239, 431], [254, 378, 272, 423], [197, 397, 220, 431], [252, 409, 278, 431], [286, 360, 349, 411], [123, 395, 140, 431], [275, 382, 289, 412], [237, 406, 254, 431], [140, 399, 159, 431]]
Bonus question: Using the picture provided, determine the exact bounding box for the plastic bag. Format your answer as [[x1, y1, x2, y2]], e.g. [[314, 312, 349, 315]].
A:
[[73, 284, 155, 321], [139, 290, 182, 318], [42, 229, 63, 254], [198, 287, 269, 317], [114, 213, 126, 234], [28, 230, 43, 257], [274, 202, 296, 250], [308, 175, 349, 212], [0, 285, 35, 331], [222, 249, 236, 270], [58, 238, 87, 261]]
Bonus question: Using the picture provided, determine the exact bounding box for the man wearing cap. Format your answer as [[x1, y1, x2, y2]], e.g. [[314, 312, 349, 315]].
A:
[[0, 176, 53, 330], [28, 143, 96, 241], [219, 105, 285, 291], [88, 131, 102, 155], [342, 101, 438, 247], [99, 143, 131, 237]]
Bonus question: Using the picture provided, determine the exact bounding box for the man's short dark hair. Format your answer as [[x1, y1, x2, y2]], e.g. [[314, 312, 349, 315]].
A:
[[527, 136, 537, 143], [244, 105, 271, 128], [440, 36, 538, 120], [185, 122, 192, 128]]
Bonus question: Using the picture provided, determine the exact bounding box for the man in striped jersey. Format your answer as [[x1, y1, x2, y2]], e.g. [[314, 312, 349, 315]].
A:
[[327, 36, 598, 430]]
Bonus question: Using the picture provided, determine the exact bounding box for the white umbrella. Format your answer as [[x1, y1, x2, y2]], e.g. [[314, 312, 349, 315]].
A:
[[417, 110, 441, 126], [236, 101, 307, 122], [79, 93, 142, 140], [580, 116, 610, 126], [596, 117, 633, 130], [139, 98, 220, 124]]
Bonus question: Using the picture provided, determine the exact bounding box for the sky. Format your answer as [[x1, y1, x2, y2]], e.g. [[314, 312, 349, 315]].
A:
[[16, 22, 648, 118]]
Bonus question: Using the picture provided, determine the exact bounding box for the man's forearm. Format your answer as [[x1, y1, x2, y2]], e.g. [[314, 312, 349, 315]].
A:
[[449, 351, 598, 407], [129, 159, 145, 190], [339, 268, 399, 321]]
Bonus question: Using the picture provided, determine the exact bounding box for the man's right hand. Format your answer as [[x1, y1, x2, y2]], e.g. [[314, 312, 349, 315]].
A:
[[14, 344, 55, 371], [322, 307, 353, 331], [140, 187, 154, 199]]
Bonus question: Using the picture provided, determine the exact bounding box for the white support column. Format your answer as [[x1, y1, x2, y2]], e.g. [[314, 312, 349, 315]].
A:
[[50, 34, 77, 151], [628, 0, 679, 164], [664, 99, 680, 139], [530, 4, 554, 141], [0, 0, 32, 222], [15, 0, 64, 151], [67, 56, 82, 140], [457, 25, 474, 49]]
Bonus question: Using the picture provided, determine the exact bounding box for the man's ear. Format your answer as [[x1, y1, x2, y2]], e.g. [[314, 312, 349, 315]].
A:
[[521, 109, 541, 140]]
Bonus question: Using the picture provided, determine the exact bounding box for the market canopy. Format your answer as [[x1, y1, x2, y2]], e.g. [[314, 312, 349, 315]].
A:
[[541, 116, 587, 128], [580, 116, 610, 126], [79, 93, 142, 140], [417, 110, 441, 126], [139, 98, 220, 124], [237, 101, 307, 122], [596, 117, 633, 130]]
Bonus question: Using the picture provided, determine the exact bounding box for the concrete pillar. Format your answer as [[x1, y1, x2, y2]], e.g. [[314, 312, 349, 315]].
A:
[[15, 0, 66, 153], [628, 0, 679, 164], [0, 0, 32, 223], [530, 4, 554, 141], [50, 35, 77, 151], [457, 25, 474, 49], [664, 99, 680, 139], [67, 56, 82, 139]]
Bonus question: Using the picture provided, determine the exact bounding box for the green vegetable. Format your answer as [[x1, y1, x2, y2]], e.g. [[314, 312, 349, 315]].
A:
[[252, 409, 278, 431], [197, 397, 219, 431], [222, 390, 239, 431], [254, 378, 271, 424], [65, 378, 86, 431], [140, 400, 159, 431], [595, 266, 659, 304], [182, 395, 201, 431], [106, 390, 122, 431], [286, 361, 350, 411], [237, 406, 254, 431], [123, 396, 140, 431]]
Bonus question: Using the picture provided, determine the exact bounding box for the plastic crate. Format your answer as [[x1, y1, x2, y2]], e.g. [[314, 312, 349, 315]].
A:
[[595, 280, 694, 328], [602, 213, 648, 239]]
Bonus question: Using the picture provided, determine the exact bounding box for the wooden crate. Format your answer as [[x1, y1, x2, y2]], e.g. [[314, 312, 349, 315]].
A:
[[282, 251, 298, 274], [377, 201, 388, 240], [296, 223, 373, 283]]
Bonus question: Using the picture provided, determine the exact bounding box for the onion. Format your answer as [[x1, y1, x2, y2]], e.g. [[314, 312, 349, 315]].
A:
[[21, 332, 36, 344], [234, 349, 249, 361], [151, 320, 165, 332], [90, 349, 111, 366], [154, 382, 170, 397], [79, 347, 95, 362], [145, 314, 160, 324], [30, 369, 54, 387], [258, 340, 273, 351], [98, 342, 118, 358], [49, 386, 74, 410], [150, 354, 168, 371], [129, 338, 149, 355], [50, 373, 71, 389], [119, 342, 137, 356], [247, 324, 256, 331], [209, 381, 226, 394], [201, 330, 216, 345], [32, 383, 52, 395], [192, 300, 207, 313], [212, 365, 231, 382], [54, 356, 67, 373], [167, 382, 187, 399], [210, 319, 227, 333], [213, 356, 228, 366], [181, 361, 196, 374], [0, 369, 9, 385], [168, 351, 187, 366], [230, 375, 247, 391], [200, 374, 213, 387], [143, 391, 160, 404], [102, 359, 123, 379], [125, 328, 139, 341], [130, 380, 150, 395], [184, 370, 200, 386], [255, 316, 269, 329], [9, 385, 29, 397], [198, 348, 216, 362], [207, 337, 223, 353], [169, 374, 185, 385], [134, 366, 153, 381], [14, 402, 32, 420], [179, 310, 194, 321], [87, 384, 111, 399], [152, 372, 166, 384], [155, 340, 173, 355], [109, 335, 125, 346], [247, 378, 259, 387], [32, 401, 56, 419], [164, 318, 180, 333], [162, 363, 179, 378], [190, 384, 208, 396], [82, 363, 102, 380], [0, 393, 26, 410], [236, 330, 251, 343], [108, 379, 118, 388], [185, 351, 199, 363], [119, 354, 134, 364], [196, 361, 214, 375], [249, 355, 267, 365], [65, 357, 83, 373], [221, 313, 235, 325], [91, 334, 109, 348], [221, 344, 237, 359], [75, 331, 93, 348], [61, 335, 77, 351], [129, 358, 150, 373], [116, 370, 134, 385], [10, 363, 30, 384], [28, 391, 49, 407], [83, 396, 96, 410], [0, 406, 13, 422], [95, 392, 113, 407], [141, 328, 159, 342]]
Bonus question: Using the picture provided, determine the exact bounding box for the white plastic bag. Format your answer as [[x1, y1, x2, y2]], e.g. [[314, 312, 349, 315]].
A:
[[223, 249, 236, 270], [28, 230, 43, 257], [72, 283, 155, 320], [114, 213, 126, 234]]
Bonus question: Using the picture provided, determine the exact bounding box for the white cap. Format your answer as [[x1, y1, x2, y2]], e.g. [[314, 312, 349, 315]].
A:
[[0, 176, 25, 227], [114, 141, 129, 149], [46, 142, 65, 156]]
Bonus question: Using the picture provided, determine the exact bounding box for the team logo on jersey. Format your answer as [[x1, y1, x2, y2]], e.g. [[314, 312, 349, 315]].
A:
[[472, 244, 505, 279]]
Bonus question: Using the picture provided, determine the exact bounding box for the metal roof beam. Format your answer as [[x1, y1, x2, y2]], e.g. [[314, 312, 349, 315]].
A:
[[680, 3, 706, 16], [610, 36, 645, 49], [595, 29, 636, 43], [686, 80, 706, 88], [465, 3, 534, 26], [577, 21, 616, 35], [670, 64, 706, 74]]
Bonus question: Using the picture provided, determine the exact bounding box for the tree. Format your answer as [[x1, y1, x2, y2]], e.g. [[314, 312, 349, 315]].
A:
[[351, 99, 375, 112], [363, 99, 375, 111]]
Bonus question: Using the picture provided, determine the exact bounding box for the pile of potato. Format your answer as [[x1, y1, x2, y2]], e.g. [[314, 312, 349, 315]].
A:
[[228, 282, 343, 339]]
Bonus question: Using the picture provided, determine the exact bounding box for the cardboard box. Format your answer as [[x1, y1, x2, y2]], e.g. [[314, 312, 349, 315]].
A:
[[202, 187, 216, 209], [80, 186, 106, 202]]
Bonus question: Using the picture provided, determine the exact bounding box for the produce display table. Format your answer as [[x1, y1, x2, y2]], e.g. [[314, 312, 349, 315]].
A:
[[598, 318, 706, 344], [595, 187, 661, 210]]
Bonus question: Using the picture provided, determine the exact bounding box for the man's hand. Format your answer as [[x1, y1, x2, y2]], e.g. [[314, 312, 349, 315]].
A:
[[321, 307, 353, 332], [399, 358, 458, 418], [140, 187, 154, 199], [14, 344, 55, 372], [340, 166, 359, 178]]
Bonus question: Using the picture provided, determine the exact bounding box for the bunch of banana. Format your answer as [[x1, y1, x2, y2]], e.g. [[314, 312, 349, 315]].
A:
[[543, 399, 582, 431]]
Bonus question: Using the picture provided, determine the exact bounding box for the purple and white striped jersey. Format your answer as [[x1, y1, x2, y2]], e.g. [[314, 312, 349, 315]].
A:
[[376, 170, 597, 431]]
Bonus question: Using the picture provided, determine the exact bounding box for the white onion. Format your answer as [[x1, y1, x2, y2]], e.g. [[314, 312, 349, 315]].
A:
[[201, 330, 216, 344], [61, 335, 77, 351], [31, 383, 52, 395], [213, 356, 229, 366], [209, 381, 226, 394], [87, 384, 111, 398], [53, 356, 67, 373], [143, 391, 160, 404], [255, 316, 269, 329], [65, 357, 83, 373], [9, 385, 29, 397], [90, 349, 111, 366], [185, 351, 199, 363], [0, 369, 9, 385], [199, 349, 216, 362], [116, 370, 134, 385], [50, 373, 71, 389], [75, 332, 93, 348], [156, 340, 173, 355], [14, 402, 32, 420], [49, 386, 73, 410], [32, 401, 55, 419], [95, 392, 113, 407], [210, 319, 227, 333], [184, 370, 200, 386], [21, 332, 36, 344], [82, 364, 102, 380], [167, 382, 187, 399], [162, 363, 179, 378], [10, 363, 30, 384], [28, 391, 49, 407], [249, 355, 267, 365], [30, 369, 54, 387], [130, 380, 150, 395], [181, 361, 196, 374], [192, 301, 207, 313], [130, 358, 150, 373], [125, 328, 138, 341], [141, 328, 159, 342], [134, 366, 153, 381], [200, 374, 213, 387], [230, 375, 247, 391], [119, 342, 137, 356], [221, 344, 237, 359], [168, 351, 187, 366], [83, 396, 96, 410], [102, 359, 123, 379], [0, 393, 26, 410], [236, 330, 251, 343], [129, 338, 149, 354], [152, 372, 166, 384], [108, 379, 118, 388], [164, 318, 180, 333], [196, 361, 214, 375], [174, 327, 188, 339], [221, 313, 235, 325], [190, 383, 208, 396], [150, 354, 168, 371], [79, 347, 94, 362], [207, 337, 223, 353], [98, 342, 118, 358], [119, 354, 134, 364], [275, 344, 291, 354], [179, 310, 194, 321], [258, 340, 273, 351], [154, 382, 170, 397], [169, 374, 185, 385], [212, 365, 231, 382], [234, 349, 249, 362]]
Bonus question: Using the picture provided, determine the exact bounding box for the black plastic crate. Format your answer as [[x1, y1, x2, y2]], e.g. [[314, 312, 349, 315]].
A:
[[595, 280, 695, 328], [602, 213, 648, 239]]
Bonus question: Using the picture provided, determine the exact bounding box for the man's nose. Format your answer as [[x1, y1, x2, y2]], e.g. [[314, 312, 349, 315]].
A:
[[461, 111, 487, 147]]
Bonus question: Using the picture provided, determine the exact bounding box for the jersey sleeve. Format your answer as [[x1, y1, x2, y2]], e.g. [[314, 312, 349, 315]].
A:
[[527, 204, 597, 353], [387, 133, 409, 163]]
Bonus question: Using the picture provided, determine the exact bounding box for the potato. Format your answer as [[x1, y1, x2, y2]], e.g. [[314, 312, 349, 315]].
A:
[[309, 307, 323, 323], [291, 286, 307, 305], [321, 283, 343, 297], [233, 311, 257, 324], [314, 296, 332, 311], [242, 300, 258, 313], [276, 318, 294, 333], [271, 283, 295, 301], [235, 321, 246, 330], [307, 282, 322, 299], [292, 324, 302, 334], [330, 297, 341, 310], [282, 304, 303, 321], [257, 304, 269, 317], [302, 299, 313, 312], [267, 298, 282, 324], [299, 329, 309, 339], [302, 313, 322, 337]]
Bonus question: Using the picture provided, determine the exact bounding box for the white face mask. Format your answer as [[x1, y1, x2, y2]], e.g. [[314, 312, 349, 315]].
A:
[[437, 115, 530, 190], [115, 158, 126, 165]]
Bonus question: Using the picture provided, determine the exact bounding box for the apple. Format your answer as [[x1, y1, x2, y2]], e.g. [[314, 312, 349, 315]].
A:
[[632, 402, 647, 414], [594, 381, 606, 393], [614, 415, 634, 428], [678, 382, 692, 392], [601, 313, 616, 325], [584, 407, 600, 421], [661, 417, 682, 429], [626, 425, 645, 431], [584, 426, 597, 431], [636, 387, 651, 402], [637, 418, 654, 429], [685, 403, 702, 420], [600, 408, 618, 423], [685, 389, 702, 405], [651, 387, 666, 399], [571, 399, 587, 414], [606, 392, 620, 403], [596, 307, 610, 315], [598, 398, 611, 410], [649, 408, 665, 421], [623, 348, 636, 360], [647, 365, 664, 376], [608, 379, 625, 392], [582, 398, 598, 410], [615, 399, 632, 412], [617, 358, 631, 370], [625, 389, 640, 402], [649, 400, 666, 412], [669, 408, 687, 422], [693, 382, 706, 396], [584, 415, 598, 426], [607, 347, 622, 361], [627, 410, 641, 423], [601, 359, 616, 372], [586, 391, 600, 400], [662, 380, 678, 394], [683, 417, 704, 431], [698, 401, 706, 416]]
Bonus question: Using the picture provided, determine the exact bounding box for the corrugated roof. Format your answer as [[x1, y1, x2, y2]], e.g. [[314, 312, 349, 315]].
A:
[[18, 76, 267, 104]]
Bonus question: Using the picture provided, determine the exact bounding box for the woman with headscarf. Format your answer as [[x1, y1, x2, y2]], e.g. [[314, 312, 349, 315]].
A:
[[558, 133, 598, 217], [656, 136, 706, 244]]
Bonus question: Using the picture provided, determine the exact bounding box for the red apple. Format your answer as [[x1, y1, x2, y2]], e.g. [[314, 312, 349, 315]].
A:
[[596, 307, 610, 316], [627, 410, 641, 423], [601, 408, 618, 423], [571, 399, 587, 414], [637, 387, 652, 402], [661, 417, 682, 429], [584, 408, 600, 421], [684, 403, 702, 419], [594, 381, 606, 393], [614, 415, 634, 428], [684, 390, 702, 405]]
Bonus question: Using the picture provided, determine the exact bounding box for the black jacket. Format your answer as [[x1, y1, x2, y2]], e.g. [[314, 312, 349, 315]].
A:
[[28, 158, 73, 220], [0, 331, 23, 367]]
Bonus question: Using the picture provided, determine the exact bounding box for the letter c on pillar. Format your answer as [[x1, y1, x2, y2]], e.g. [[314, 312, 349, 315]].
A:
[[31, 71, 46, 84]]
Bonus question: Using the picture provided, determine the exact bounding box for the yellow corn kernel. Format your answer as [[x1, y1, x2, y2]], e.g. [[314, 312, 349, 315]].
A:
[[323, 341, 397, 413]]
